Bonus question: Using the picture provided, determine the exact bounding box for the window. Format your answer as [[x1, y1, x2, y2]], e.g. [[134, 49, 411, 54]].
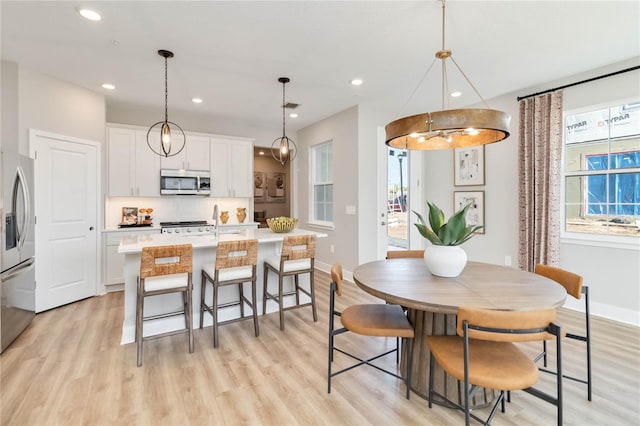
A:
[[563, 101, 640, 238], [310, 141, 333, 225]]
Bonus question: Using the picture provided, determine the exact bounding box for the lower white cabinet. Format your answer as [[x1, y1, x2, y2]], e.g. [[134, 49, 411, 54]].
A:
[[104, 229, 159, 288]]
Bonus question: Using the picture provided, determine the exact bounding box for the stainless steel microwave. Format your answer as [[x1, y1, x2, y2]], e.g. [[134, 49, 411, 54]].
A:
[[160, 169, 211, 195]]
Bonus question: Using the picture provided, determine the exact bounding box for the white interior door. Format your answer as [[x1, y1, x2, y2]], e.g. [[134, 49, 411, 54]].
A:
[[29, 130, 99, 312]]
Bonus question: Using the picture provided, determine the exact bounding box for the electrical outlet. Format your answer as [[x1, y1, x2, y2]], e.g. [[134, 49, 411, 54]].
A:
[[504, 256, 512, 266], [330, 244, 335, 253]]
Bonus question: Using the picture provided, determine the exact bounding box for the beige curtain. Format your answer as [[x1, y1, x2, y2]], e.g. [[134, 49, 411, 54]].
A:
[[518, 91, 563, 271]]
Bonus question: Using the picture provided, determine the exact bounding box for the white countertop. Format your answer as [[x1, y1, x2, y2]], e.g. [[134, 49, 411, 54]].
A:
[[117, 228, 327, 254], [103, 225, 161, 233]]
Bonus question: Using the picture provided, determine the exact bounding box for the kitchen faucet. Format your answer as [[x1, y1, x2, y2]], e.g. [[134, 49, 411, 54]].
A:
[[212, 203, 219, 237]]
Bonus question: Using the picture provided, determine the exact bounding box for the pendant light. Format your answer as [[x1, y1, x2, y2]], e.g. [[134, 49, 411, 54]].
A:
[[147, 49, 186, 157], [385, 0, 510, 150], [271, 77, 297, 166]]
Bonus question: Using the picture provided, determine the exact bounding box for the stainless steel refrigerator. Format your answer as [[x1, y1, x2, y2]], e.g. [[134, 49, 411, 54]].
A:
[[0, 152, 36, 353]]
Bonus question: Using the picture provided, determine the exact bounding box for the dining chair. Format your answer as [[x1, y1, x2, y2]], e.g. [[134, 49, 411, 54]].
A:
[[328, 262, 415, 399], [262, 234, 317, 330], [535, 263, 592, 401], [136, 244, 193, 367], [385, 249, 423, 361], [386, 249, 425, 259], [426, 306, 563, 425], [200, 239, 259, 348]]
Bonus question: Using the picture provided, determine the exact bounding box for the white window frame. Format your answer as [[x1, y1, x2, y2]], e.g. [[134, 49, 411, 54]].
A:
[[561, 98, 640, 251], [308, 140, 334, 229]]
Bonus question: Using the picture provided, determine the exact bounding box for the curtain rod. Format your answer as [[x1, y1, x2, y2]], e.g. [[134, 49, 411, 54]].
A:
[[516, 65, 640, 102]]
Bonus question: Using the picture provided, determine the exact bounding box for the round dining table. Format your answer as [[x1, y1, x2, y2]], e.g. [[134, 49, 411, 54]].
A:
[[352, 258, 567, 404]]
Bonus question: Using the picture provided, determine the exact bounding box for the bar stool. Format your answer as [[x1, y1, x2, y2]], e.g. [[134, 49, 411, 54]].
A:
[[136, 244, 193, 367], [200, 239, 259, 348], [262, 234, 317, 330]]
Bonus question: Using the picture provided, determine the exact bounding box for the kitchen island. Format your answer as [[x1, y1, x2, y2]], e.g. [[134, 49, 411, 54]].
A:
[[117, 228, 327, 344]]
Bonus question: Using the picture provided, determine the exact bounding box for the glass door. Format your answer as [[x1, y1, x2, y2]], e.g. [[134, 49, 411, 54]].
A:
[[387, 148, 409, 249]]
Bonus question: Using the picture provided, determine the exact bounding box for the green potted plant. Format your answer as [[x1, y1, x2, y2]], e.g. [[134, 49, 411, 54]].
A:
[[414, 201, 483, 277]]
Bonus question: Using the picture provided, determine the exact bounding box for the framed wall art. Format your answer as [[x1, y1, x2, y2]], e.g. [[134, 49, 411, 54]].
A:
[[454, 191, 485, 233], [254, 171, 267, 202], [454, 145, 485, 186]]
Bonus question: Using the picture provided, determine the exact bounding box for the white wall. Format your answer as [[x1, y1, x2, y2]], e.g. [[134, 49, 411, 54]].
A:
[[1, 60, 20, 154], [18, 66, 106, 153], [297, 106, 359, 272]]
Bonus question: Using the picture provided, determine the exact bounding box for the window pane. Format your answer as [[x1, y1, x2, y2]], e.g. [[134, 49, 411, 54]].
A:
[[566, 174, 640, 236], [565, 141, 609, 172], [610, 138, 640, 170], [315, 185, 325, 203]]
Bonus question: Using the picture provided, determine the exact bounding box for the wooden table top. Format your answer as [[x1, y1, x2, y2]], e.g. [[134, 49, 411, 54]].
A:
[[352, 259, 567, 314]]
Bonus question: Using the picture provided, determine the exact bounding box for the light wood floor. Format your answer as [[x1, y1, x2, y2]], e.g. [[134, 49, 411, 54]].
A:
[[1, 270, 639, 425]]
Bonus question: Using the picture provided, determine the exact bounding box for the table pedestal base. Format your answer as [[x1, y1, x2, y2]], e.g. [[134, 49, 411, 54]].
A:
[[401, 309, 495, 408]]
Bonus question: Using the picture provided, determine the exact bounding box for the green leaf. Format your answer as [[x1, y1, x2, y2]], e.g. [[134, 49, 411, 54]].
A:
[[427, 202, 445, 234], [414, 223, 443, 245]]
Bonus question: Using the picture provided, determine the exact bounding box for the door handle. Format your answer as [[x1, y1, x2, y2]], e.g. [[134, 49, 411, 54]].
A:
[[89, 226, 95, 231], [381, 221, 387, 226]]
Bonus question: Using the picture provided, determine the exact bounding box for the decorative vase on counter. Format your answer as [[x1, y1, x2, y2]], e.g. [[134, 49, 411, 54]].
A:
[[423, 246, 467, 278], [236, 207, 247, 223], [220, 211, 229, 224]]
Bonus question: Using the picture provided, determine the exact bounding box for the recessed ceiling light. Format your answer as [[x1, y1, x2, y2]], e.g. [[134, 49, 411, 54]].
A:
[[450, 91, 462, 98], [77, 8, 101, 21], [289, 113, 298, 118], [350, 79, 363, 86], [259, 151, 265, 155], [192, 98, 203, 104], [101, 83, 115, 90]]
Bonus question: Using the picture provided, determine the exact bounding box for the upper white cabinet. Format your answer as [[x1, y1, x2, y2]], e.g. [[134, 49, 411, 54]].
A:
[[210, 137, 254, 197], [107, 126, 160, 197], [159, 134, 210, 171]]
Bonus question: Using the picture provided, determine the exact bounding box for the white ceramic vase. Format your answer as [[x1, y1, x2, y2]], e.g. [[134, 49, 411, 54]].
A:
[[423, 245, 468, 277]]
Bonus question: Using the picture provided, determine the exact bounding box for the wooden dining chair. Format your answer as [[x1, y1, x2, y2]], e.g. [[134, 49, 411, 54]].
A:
[[426, 306, 563, 426], [535, 263, 592, 401], [200, 239, 260, 348], [136, 244, 193, 367], [328, 262, 415, 399], [386, 249, 425, 259], [384, 249, 423, 361]]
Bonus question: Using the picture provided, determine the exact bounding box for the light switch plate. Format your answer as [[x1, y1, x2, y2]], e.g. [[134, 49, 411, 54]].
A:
[[345, 205, 357, 215]]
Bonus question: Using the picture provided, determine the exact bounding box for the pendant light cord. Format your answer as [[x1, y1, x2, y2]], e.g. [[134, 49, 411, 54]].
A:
[[164, 56, 169, 123], [281, 80, 286, 138]]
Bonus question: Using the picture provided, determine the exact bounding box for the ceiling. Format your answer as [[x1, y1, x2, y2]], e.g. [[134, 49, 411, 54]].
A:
[[2, 1, 639, 132]]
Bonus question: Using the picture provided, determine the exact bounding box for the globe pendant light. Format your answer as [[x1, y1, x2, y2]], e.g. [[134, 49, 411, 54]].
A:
[[271, 77, 297, 166], [147, 49, 186, 157], [385, 0, 510, 150]]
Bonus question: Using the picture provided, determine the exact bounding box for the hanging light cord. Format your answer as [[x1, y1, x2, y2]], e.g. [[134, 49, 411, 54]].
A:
[[164, 55, 169, 123], [281, 80, 286, 138]]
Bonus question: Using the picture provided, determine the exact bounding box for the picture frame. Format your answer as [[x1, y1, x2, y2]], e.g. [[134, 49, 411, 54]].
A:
[[121, 207, 138, 225], [266, 171, 286, 203], [254, 171, 267, 202], [454, 191, 485, 234], [454, 145, 485, 186]]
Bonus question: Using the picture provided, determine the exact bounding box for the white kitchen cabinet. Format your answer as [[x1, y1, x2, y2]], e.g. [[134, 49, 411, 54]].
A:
[[103, 228, 159, 288], [160, 134, 210, 171], [107, 125, 160, 197], [210, 137, 254, 197]]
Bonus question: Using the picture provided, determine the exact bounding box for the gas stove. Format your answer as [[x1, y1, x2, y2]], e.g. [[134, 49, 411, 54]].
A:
[[160, 220, 216, 235]]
